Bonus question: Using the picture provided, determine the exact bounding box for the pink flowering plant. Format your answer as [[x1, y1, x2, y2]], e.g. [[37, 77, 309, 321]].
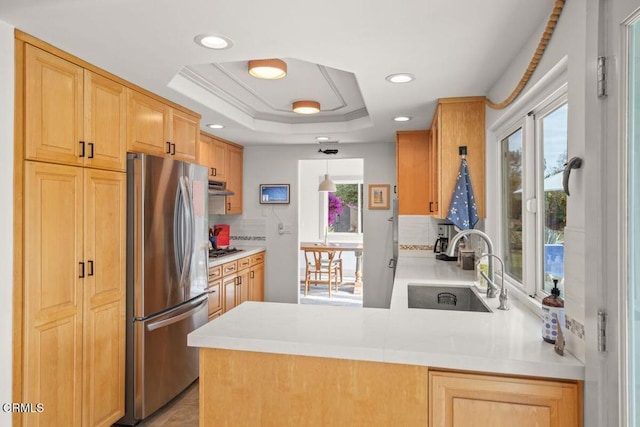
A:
[[327, 192, 343, 227]]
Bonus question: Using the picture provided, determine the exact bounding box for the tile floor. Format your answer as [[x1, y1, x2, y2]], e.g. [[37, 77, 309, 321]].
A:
[[299, 279, 363, 307], [136, 380, 199, 427]]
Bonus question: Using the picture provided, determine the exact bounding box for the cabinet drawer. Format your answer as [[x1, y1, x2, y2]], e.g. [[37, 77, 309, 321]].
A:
[[250, 252, 265, 266], [238, 256, 251, 270], [222, 261, 237, 276], [209, 265, 222, 280], [207, 279, 222, 315]]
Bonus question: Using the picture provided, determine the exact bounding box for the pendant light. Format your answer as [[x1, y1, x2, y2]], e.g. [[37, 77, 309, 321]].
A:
[[318, 161, 336, 192]]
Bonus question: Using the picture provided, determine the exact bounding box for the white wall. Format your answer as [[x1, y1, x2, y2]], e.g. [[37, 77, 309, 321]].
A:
[[0, 19, 14, 427], [243, 143, 396, 308], [485, 0, 587, 362]]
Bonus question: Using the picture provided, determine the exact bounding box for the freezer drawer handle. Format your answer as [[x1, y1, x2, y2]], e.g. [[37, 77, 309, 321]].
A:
[[146, 298, 208, 332]]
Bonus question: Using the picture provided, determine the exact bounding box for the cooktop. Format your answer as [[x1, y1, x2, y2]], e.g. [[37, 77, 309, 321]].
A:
[[209, 247, 243, 259]]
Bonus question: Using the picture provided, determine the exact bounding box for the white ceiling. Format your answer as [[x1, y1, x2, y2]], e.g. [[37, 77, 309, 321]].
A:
[[0, 0, 553, 146]]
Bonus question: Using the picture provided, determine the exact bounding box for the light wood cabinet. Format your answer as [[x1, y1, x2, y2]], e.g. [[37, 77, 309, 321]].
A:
[[169, 108, 198, 162], [23, 161, 126, 427], [206, 278, 222, 320], [226, 144, 244, 214], [127, 89, 199, 162], [25, 46, 127, 171], [430, 97, 486, 219], [429, 370, 581, 427], [216, 252, 265, 315], [249, 253, 265, 302], [396, 130, 431, 215], [200, 131, 244, 214]]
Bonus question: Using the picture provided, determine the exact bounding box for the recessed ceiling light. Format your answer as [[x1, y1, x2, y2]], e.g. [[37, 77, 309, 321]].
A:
[[385, 73, 415, 84], [248, 59, 287, 79], [394, 116, 412, 122], [194, 34, 234, 50], [316, 136, 330, 142], [206, 124, 225, 129], [292, 100, 321, 114]]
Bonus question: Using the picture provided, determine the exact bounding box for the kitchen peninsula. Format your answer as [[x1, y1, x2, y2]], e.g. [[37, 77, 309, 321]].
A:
[[189, 252, 584, 426]]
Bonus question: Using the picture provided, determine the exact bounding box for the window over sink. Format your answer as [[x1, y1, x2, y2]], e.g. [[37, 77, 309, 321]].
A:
[[498, 91, 567, 298]]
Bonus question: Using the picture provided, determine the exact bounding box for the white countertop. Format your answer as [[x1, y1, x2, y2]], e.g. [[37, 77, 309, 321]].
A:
[[189, 251, 584, 380], [208, 245, 266, 267]]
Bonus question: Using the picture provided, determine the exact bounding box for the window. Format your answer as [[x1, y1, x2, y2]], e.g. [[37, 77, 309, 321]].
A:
[[499, 95, 567, 297], [327, 179, 364, 237]]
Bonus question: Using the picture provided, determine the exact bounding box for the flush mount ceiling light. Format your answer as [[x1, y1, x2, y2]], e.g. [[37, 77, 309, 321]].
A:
[[248, 59, 287, 79], [316, 136, 330, 142], [194, 34, 234, 50], [385, 73, 415, 84], [292, 100, 321, 114], [393, 116, 412, 122], [206, 124, 225, 129]]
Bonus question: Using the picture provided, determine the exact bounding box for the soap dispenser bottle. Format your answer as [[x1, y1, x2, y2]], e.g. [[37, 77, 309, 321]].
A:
[[541, 279, 565, 344]]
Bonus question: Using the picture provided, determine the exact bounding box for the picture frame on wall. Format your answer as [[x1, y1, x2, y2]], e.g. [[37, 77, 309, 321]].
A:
[[259, 184, 290, 204], [368, 184, 390, 210]]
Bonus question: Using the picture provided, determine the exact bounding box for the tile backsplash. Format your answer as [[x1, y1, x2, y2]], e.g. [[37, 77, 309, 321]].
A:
[[209, 215, 266, 244], [398, 215, 442, 246]]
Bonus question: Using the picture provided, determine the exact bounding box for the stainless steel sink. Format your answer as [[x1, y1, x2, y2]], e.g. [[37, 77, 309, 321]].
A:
[[407, 284, 492, 313]]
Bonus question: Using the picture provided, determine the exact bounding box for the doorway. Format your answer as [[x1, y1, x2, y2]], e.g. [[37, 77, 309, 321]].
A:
[[298, 158, 364, 307]]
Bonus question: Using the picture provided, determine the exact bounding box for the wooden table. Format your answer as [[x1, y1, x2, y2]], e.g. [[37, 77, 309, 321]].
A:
[[300, 241, 364, 294]]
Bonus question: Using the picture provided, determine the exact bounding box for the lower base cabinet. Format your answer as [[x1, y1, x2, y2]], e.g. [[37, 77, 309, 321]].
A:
[[429, 370, 581, 427], [197, 349, 583, 427]]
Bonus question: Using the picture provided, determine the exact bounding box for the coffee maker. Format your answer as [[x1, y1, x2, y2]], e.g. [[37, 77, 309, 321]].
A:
[[434, 223, 456, 254]]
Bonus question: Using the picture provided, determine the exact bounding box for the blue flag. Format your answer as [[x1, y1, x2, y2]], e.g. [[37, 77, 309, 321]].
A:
[[446, 158, 479, 230]]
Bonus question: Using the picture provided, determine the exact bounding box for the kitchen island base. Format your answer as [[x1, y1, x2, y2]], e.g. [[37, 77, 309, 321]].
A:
[[199, 348, 428, 426]]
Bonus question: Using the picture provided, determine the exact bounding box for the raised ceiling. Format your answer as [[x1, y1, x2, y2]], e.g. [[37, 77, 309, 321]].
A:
[[0, 0, 554, 145]]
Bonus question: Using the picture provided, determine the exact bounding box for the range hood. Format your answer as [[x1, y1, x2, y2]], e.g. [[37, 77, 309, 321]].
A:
[[208, 180, 234, 196]]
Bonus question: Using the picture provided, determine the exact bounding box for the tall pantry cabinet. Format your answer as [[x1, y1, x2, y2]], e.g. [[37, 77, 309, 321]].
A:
[[16, 35, 126, 426]]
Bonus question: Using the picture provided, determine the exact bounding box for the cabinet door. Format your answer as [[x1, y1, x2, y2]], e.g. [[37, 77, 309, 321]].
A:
[[226, 145, 243, 214], [207, 279, 222, 316], [396, 131, 430, 215], [210, 138, 228, 181], [429, 371, 580, 427], [222, 275, 237, 313], [435, 99, 486, 219], [170, 109, 198, 162], [249, 262, 265, 302], [25, 45, 84, 166], [23, 162, 84, 427], [428, 113, 441, 216], [198, 132, 211, 168], [127, 89, 169, 156], [236, 268, 250, 306], [84, 71, 127, 171], [83, 169, 126, 426]]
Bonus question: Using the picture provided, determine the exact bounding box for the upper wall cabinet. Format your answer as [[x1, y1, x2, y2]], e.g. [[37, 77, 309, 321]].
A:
[[126, 89, 199, 162], [199, 132, 229, 182], [396, 130, 432, 215], [200, 131, 243, 214], [430, 97, 486, 219], [25, 45, 127, 171]]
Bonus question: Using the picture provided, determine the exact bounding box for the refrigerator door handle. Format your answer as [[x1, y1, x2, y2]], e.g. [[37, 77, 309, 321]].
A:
[[175, 177, 191, 290], [145, 296, 208, 332], [180, 176, 194, 287]]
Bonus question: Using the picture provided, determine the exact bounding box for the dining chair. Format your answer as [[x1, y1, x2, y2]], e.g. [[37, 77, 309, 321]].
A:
[[303, 249, 341, 297]]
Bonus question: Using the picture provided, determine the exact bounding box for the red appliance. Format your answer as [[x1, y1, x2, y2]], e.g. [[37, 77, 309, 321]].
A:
[[213, 224, 230, 247]]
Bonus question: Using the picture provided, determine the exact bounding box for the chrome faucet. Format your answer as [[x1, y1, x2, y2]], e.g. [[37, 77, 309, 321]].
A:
[[446, 229, 494, 288], [477, 253, 509, 310]]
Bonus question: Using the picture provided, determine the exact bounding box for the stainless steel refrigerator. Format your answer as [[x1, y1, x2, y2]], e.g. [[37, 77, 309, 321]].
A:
[[119, 153, 209, 425]]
